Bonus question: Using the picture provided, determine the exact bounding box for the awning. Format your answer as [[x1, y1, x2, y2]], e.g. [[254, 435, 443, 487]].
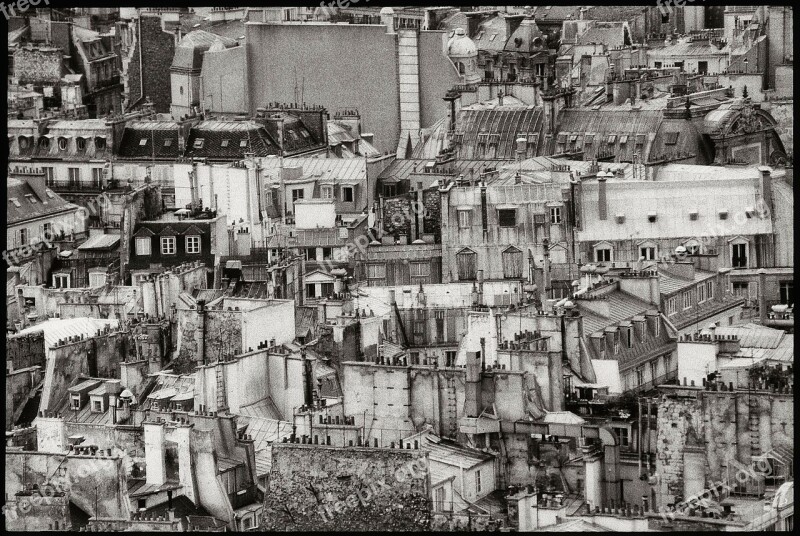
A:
[[77, 234, 120, 251]]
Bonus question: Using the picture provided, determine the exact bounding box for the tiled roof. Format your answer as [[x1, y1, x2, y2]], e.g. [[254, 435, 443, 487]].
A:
[[714, 323, 787, 349], [7, 177, 79, 226], [258, 157, 368, 186], [577, 177, 772, 241], [657, 268, 716, 295], [378, 158, 509, 184]]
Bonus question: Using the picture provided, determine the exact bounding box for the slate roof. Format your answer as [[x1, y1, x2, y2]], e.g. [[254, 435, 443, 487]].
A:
[[576, 289, 653, 336], [117, 121, 182, 159], [12, 317, 119, 349], [658, 268, 716, 295], [443, 105, 546, 160], [473, 15, 512, 53], [184, 120, 280, 159], [504, 18, 546, 53], [648, 40, 730, 59], [7, 177, 79, 226]]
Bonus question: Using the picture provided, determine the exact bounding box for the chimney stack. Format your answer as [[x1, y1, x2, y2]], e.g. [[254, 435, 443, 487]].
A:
[[598, 173, 608, 220]]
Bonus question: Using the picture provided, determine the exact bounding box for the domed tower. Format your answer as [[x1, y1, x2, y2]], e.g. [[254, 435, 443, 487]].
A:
[[447, 28, 480, 85]]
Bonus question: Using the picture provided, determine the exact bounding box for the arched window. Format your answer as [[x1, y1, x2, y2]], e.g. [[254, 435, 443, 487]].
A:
[[456, 248, 477, 281], [95, 137, 106, 150], [58, 137, 68, 151], [18, 136, 28, 150], [683, 239, 701, 255], [502, 246, 523, 279], [457, 62, 465, 75], [76, 137, 86, 151]]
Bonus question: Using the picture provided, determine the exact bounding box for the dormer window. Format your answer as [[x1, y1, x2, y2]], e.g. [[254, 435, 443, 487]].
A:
[[95, 136, 106, 149], [139, 138, 147, 146], [664, 132, 679, 145], [719, 210, 728, 220], [193, 139, 205, 149], [58, 137, 68, 151], [18, 136, 29, 149], [647, 212, 657, 223], [689, 210, 699, 221], [239, 139, 248, 148], [163, 139, 172, 147], [76, 137, 86, 151], [71, 395, 81, 410], [41, 137, 50, 149], [221, 139, 230, 148]]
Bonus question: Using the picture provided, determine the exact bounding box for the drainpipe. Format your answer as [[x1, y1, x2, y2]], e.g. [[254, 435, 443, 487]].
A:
[[197, 299, 207, 365], [480, 181, 488, 241]]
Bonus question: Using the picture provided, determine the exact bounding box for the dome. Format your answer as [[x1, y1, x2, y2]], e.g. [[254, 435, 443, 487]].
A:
[[772, 481, 793, 510], [447, 28, 477, 58], [380, 7, 395, 16]]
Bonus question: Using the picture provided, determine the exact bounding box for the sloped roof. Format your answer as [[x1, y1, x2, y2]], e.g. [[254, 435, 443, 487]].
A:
[[7, 177, 79, 226], [172, 30, 238, 71], [576, 22, 627, 47], [117, 121, 182, 159], [185, 120, 280, 159], [576, 289, 653, 335], [450, 106, 546, 160], [577, 177, 772, 241], [12, 317, 119, 349]]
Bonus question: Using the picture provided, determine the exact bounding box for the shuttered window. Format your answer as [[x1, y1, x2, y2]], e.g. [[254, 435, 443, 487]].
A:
[[456, 249, 477, 281], [502, 247, 523, 279]]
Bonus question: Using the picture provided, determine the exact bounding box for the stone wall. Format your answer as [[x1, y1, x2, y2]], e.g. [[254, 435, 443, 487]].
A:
[[761, 98, 793, 155], [656, 387, 794, 509], [263, 443, 430, 531], [130, 15, 174, 113], [383, 195, 413, 237], [422, 188, 441, 240], [13, 47, 63, 85]]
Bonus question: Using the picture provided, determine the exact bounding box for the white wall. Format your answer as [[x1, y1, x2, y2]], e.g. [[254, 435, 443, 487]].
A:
[[676, 341, 718, 387], [295, 201, 336, 229]]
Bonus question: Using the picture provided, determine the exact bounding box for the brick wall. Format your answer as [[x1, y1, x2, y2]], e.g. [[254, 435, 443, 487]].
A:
[[7, 331, 45, 371], [382, 195, 413, 237], [263, 443, 431, 530]]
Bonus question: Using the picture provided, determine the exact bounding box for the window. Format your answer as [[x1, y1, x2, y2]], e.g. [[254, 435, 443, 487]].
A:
[[95, 137, 106, 149], [435, 486, 446, 511], [613, 427, 629, 447], [193, 139, 205, 149], [731, 242, 748, 268], [68, 167, 81, 186], [498, 209, 516, 227], [321, 186, 333, 199], [161, 236, 176, 255], [456, 249, 477, 281], [667, 297, 677, 315], [221, 139, 229, 148], [163, 139, 172, 148], [186, 235, 201, 254], [306, 283, 317, 298], [595, 248, 612, 263], [71, 396, 81, 410], [292, 189, 304, 203], [53, 274, 70, 288], [239, 139, 248, 148], [654, 61, 662, 69], [342, 186, 354, 202], [19, 228, 28, 246], [550, 206, 562, 224], [683, 291, 692, 310], [626, 327, 633, 348], [383, 184, 397, 197], [636, 367, 644, 386], [664, 132, 679, 145], [42, 222, 52, 238], [445, 350, 456, 367], [732, 282, 749, 297], [475, 470, 482, 494], [92, 400, 102, 412], [242, 516, 253, 530], [43, 167, 55, 186], [684, 240, 700, 254], [458, 210, 471, 229], [614, 333, 620, 355], [698, 283, 706, 303], [139, 138, 147, 146], [706, 280, 714, 299], [135, 237, 151, 256], [76, 137, 86, 151], [779, 282, 793, 305], [58, 137, 68, 151], [92, 168, 103, 186], [367, 264, 386, 280], [320, 282, 334, 297], [655, 320, 660, 337], [410, 262, 430, 278], [502, 246, 523, 279], [640, 246, 656, 260]]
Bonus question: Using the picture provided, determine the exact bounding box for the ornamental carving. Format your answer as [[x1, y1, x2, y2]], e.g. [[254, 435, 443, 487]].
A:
[[729, 105, 764, 134]]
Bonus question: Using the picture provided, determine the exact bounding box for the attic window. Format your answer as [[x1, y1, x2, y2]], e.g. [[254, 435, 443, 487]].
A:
[[41, 137, 50, 149], [584, 134, 594, 145], [76, 137, 86, 151], [636, 134, 646, 146], [718, 210, 728, 220], [570, 134, 578, 142], [95, 137, 106, 149], [240, 140, 248, 148], [10, 198, 21, 207], [194, 139, 205, 149], [163, 139, 172, 147], [689, 210, 699, 221], [615, 214, 625, 224], [607, 134, 616, 144], [664, 132, 679, 145], [299, 128, 310, 138], [477, 31, 484, 39], [58, 138, 68, 150], [490, 34, 497, 41], [619, 135, 628, 144], [221, 139, 230, 148], [647, 212, 657, 223], [25, 194, 37, 204], [556, 133, 566, 144], [745, 207, 755, 219], [139, 138, 148, 146], [45, 189, 55, 199], [18, 136, 29, 149]]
